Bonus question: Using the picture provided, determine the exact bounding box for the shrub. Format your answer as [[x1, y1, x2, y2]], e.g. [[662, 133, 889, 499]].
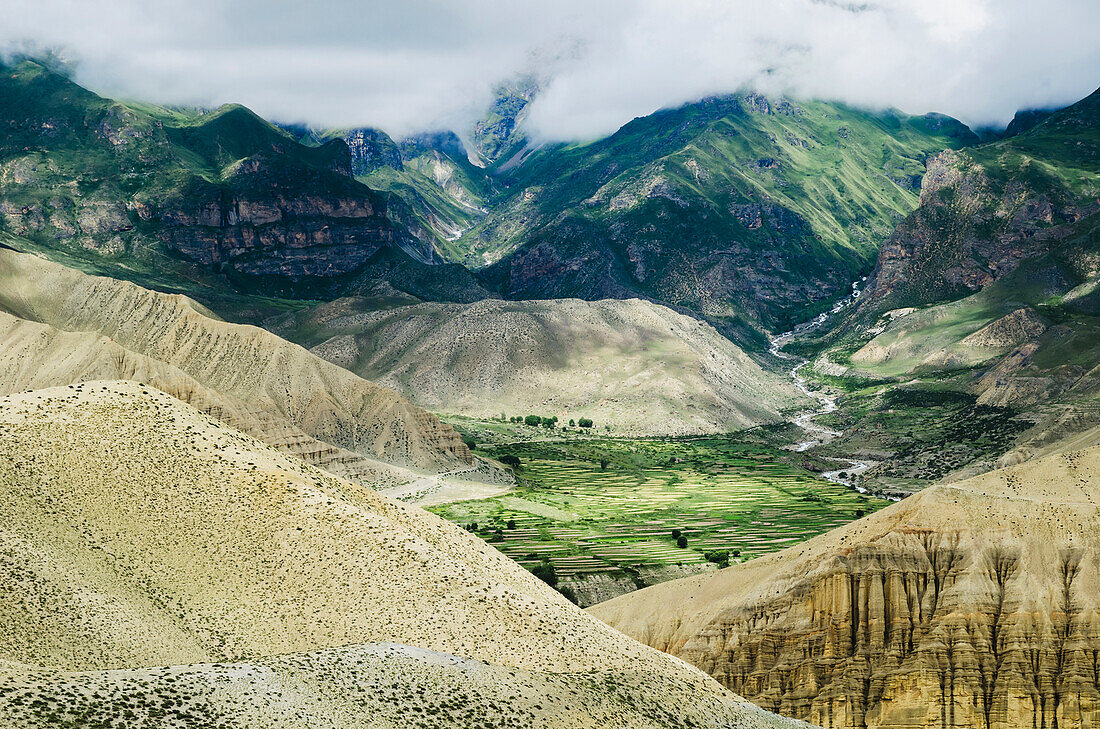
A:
[[671, 529, 681, 539], [499, 454, 521, 468], [676, 535, 688, 548], [578, 418, 593, 429], [506, 519, 516, 529], [462, 437, 476, 450], [557, 585, 578, 604]]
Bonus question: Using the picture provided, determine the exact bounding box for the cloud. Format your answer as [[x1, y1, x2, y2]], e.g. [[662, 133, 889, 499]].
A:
[[2, 0, 1097, 140]]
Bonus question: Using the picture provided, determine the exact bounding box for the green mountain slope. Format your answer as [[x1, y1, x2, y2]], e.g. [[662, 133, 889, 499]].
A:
[[790, 90, 1100, 493], [464, 94, 975, 341], [0, 60, 485, 315], [860, 87, 1100, 313]]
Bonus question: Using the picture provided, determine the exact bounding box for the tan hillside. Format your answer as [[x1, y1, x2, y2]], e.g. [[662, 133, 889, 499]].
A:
[[0, 246, 470, 472], [269, 296, 803, 435], [591, 446, 1100, 729], [0, 381, 805, 728]]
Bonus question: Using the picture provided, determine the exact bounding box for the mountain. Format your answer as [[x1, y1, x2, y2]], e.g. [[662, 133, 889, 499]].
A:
[[0, 244, 472, 480], [858, 87, 1099, 315], [0, 380, 806, 729], [356, 130, 495, 262], [266, 295, 804, 435], [0, 59, 478, 308], [817, 87, 1100, 482], [467, 94, 977, 342], [591, 443, 1100, 729]]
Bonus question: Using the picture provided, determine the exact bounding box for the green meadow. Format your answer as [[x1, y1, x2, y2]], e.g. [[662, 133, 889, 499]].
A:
[[430, 434, 880, 597]]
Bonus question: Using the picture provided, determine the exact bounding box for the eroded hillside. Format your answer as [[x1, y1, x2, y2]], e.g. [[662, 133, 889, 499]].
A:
[[0, 381, 806, 729], [591, 445, 1100, 729], [267, 295, 804, 435], [0, 245, 471, 474]]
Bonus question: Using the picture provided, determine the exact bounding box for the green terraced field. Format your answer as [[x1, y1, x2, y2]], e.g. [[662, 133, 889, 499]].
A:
[[429, 436, 881, 600]]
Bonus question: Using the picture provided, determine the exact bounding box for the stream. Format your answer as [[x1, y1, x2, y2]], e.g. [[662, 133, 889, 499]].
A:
[[768, 279, 895, 500]]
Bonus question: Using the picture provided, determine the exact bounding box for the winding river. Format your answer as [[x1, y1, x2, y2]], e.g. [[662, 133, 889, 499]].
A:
[[768, 280, 891, 498]]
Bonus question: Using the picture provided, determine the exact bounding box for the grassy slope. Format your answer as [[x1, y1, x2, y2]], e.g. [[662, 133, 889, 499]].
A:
[[464, 96, 974, 337]]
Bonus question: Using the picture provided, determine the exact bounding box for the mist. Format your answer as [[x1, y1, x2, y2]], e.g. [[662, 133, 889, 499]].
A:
[[2, 0, 1098, 140]]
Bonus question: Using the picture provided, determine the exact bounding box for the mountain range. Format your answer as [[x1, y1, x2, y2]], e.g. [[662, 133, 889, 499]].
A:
[[1, 51, 1099, 729]]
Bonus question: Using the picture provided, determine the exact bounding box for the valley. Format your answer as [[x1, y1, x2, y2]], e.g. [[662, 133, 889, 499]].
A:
[[428, 429, 882, 606], [0, 29, 1097, 729]]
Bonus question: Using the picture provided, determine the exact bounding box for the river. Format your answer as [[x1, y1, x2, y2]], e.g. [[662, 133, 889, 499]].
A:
[[767, 279, 895, 500]]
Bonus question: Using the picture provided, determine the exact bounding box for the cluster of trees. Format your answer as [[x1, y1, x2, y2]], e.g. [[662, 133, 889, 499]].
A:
[[504, 414, 596, 430], [528, 557, 578, 604], [703, 549, 740, 568]]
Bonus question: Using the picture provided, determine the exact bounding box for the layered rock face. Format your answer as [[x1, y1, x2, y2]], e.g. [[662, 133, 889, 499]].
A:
[[149, 152, 397, 291], [591, 446, 1100, 729]]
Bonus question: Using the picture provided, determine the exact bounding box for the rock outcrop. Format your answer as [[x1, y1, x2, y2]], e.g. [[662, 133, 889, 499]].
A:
[[591, 445, 1100, 729], [859, 87, 1099, 316]]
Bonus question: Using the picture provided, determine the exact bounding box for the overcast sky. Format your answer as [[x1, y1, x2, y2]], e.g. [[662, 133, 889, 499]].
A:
[[3, 0, 1098, 140]]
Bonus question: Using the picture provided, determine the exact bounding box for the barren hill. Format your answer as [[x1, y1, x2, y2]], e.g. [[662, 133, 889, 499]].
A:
[[0, 246, 469, 474], [269, 296, 802, 435], [0, 381, 804, 729], [591, 445, 1100, 729]]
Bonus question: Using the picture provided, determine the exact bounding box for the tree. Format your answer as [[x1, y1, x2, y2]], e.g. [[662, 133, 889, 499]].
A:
[[599, 457, 609, 470], [462, 437, 476, 450], [578, 418, 593, 429], [855, 509, 865, 518], [704, 550, 730, 567], [499, 454, 521, 468], [506, 519, 516, 529], [676, 535, 688, 548], [569, 419, 575, 427], [557, 585, 578, 604], [671, 529, 681, 539], [524, 415, 541, 427], [531, 559, 558, 587]]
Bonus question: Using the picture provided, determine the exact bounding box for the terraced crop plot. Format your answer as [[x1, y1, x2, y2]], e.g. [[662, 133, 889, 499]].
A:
[[430, 436, 881, 603]]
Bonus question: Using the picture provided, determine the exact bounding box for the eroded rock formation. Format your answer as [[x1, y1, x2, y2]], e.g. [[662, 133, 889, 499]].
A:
[[591, 446, 1100, 729]]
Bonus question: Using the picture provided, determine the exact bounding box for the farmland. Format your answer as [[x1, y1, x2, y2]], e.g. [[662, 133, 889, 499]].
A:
[[429, 432, 882, 605]]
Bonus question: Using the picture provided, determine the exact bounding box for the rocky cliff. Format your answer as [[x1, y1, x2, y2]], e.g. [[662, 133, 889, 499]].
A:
[[0, 60, 457, 302], [591, 445, 1100, 729], [859, 87, 1100, 315]]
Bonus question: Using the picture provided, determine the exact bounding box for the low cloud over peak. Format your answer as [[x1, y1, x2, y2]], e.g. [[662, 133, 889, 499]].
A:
[[3, 0, 1097, 140]]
